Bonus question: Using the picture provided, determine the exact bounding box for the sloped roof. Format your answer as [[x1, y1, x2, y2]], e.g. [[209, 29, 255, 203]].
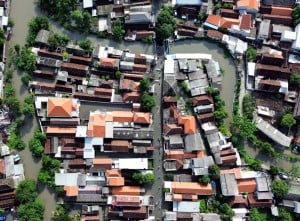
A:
[[48, 98, 73, 117], [237, 178, 257, 193], [100, 57, 117, 67], [237, 0, 259, 11], [112, 111, 134, 122], [64, 186, 78, 196], [172, 181, 213, 195], [111, 186, 141, 195], [205, 15, 239, 29], [240, 14, 252, 30], [178, 115, 196, 134], [133, 112, 151, 124], [106, 169, 122, 177], [108, 177, 125, 186]]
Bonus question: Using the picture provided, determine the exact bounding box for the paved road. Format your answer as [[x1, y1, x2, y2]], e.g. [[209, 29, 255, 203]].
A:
[[151, 56, 165, 220]]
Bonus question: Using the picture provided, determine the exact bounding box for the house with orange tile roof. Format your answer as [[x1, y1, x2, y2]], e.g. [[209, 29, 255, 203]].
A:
[[237, 178, 257, 193], [178, 115, 196, 134], [91, 158, 112, 170], [107, 177, 125, 186], [46, 127, 77, 136], [112, 111, 134, 122], [87, 111, 113, 138], [167, 181, 213, 195], [106, 169, 122, 177], [111, 186, 142, 196], [99, 57, 120, 70], [43, 97, 80, 118], [133, 112, 151, 125], [236, 0, 259, 13], [204, 15, 240, 30], [64, 186, 79, 196]]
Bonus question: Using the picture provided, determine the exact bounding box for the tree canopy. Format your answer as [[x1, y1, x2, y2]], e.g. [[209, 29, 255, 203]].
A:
[[278, 208, 293, 221], [140, 93, 156, 112], [209, 164, 220, 180], [79, 39, 93, 54], [290, 73, 300, 86], [281, 113, 296, 130], [271, 180, 290, 198], [27, 16, 50, 45], [199, 175, 210, 185], [246, 46, 257, 62], [219, 203, 235, 221], [16, 180, 38, 204], [155, 6, 176, 43], [112, 19, 125, 42], [17, 199, 45, 221], [132, 172, 155, 185], [0, 29, 5, 46], [139, 78, 151, 92], [29, 129, 46, 157], [292, 5, 300, 26], [249, 208, 263, 221]]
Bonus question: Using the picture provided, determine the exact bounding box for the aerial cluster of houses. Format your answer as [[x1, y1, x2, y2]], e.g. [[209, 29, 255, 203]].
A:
[[79, 0, 155, 41], [29, 29, 159, 219], [0, 143, 24, 210]]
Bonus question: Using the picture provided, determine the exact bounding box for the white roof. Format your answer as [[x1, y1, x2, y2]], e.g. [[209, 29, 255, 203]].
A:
[[92, 9, 97, 17], [164, 181, 172, 189], [83, 0, 93, 8], [105, 122, 113, 138], [14, 164, 24, 176], [1, 16, 7, 26], [117, 158, 148, 169], [164, 59, 175, 75], [98, 18, 108, 32], [254, 115, 292, 147], [55, 173, 79, 186], [292, 24, 300, 50], [235, 39, 248, 54], [0, 7, 3, 16], [288, 54, 300, 64], [76, 126, 87, 138], [173, 201, 200, 213], [247, 62, 256, 76], [166, 53, 212, 60], [281, 30, 296, 41]]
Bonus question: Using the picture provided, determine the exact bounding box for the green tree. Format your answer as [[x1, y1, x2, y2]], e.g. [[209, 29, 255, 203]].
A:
[[38, 155, 60, 187], [292, 5, 300, 26], [115, 70, 122, 79], [132, 172, 155, 185], [290, 73, 300, 86], [281, 113, 296, 134], [82, 11, 92, 33], [230, 115, 257, 137], [155, 7, 176, 43], [27, 16, 50, 45], [199, 175, 210, 185], [269, 166, 280, 177], [246, 46, 257, 62], [242, 94, 255, 119], [0, 29, 5, 46], [79, 39, 93, 54], [140, 93, 156, 112], [17, 199, 45, 221], [71, 10, 83, 28], [16, 180, 38, 204], [209, 164, 220, 180], [7, 124, 25, 150], [53, 205, 72, 221], [249, 208, 263, 221], [271, 180, 290, 198], [139, 78, 151, 92], [16, 47, 37, 72], [21, 73, 32, 85], [214, 107, 228, 123], [22, 103, 35, 116], [112, 19, 125, 41], [278, 208, 293, 221], [219, 203, 234, 221]]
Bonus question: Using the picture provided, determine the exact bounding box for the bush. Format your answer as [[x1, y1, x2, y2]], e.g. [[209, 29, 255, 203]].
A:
[[199, 199, 207, 213], [140, 93, 156, 112], [199, 175, 211, 185], [21, 73, 32, 85], [132, 172, 155, 185], [16, 180, 38, 204], [164, 173, 174, 181], [141, 36, 153, 44], [17, 199, 44, 221]]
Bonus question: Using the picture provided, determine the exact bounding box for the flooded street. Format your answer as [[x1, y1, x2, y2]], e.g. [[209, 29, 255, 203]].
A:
[[9, 0, 56, 220], [170, 39, 236, 125]]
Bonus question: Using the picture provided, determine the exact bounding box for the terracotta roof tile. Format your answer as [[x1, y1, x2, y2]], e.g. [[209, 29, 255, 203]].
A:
[[172, 182, 213, 195], [64, 186, 78, 196], [237, 178, 257, 193], [112, 111, 134, 122], [133, 112, 151, 124], [271, 6, 292, 16], [46, 127, 77, 134], [178, 115, 196, 134], [108, 177, 125, 186], [240, 14, 252, 29], [100, 57, 117, 67], [47, 98, 74, 117], [0, 159, 5, 175], [111, 186, 141, 195], [106, 169, 122, 177]]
